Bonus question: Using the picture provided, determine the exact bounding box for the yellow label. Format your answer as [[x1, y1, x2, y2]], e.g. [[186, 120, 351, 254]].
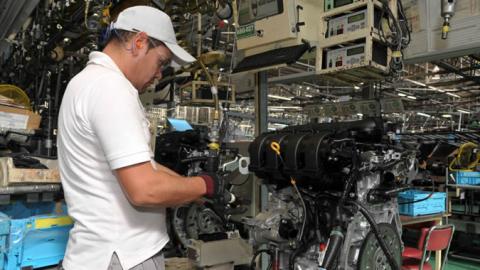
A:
[[35, 216, 73, 229], [392, 51, 402, 58], [208, 143, 220, 150]]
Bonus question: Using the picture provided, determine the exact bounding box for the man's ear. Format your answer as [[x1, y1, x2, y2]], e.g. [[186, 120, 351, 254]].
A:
[[131, 33, 148, 55], [136, 39, 144, 49]]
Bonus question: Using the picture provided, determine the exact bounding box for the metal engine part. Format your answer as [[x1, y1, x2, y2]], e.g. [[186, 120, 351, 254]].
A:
[[155, 129, 244, 257], [245, 118, 415, 270], [358, 223, 402, 270], [171, 204, 225, 249]]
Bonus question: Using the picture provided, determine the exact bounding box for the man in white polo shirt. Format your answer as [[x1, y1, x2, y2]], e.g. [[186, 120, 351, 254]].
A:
[[57, 6, 221, 270]]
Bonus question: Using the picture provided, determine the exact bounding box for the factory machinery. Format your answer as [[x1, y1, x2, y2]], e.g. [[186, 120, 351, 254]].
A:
[[155, 118, 418, 270]]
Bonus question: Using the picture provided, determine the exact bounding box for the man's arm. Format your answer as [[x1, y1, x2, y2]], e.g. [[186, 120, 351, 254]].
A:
[[153, 162, 181, 177], [116, 161, 207, 207]]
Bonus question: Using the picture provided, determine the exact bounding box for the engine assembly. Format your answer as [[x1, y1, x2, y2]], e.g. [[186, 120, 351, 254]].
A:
[[246, 118, 416, 270]]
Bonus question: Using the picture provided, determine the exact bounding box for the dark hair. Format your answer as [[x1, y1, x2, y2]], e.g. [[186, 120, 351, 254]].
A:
[[105, 28, 163, 50]]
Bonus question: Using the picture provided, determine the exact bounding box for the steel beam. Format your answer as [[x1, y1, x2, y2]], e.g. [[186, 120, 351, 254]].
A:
[[433, 61, 480, 85]]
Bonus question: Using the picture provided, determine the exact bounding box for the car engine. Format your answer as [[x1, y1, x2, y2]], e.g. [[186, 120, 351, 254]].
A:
[[154, 129, 243, 255], [246, 118, 416, 270]]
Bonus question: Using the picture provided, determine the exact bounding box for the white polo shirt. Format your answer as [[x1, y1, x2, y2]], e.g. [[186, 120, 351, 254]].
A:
[[58, 52, 169, 270]]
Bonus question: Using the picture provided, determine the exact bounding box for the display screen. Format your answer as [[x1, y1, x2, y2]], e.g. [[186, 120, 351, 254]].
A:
[[347, 46, 365, 56], [348, 13, 365, 23], [238, 0, 284, 26], [334, 0, 354, 8]]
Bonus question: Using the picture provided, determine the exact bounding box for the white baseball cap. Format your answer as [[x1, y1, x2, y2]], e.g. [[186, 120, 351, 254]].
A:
[[112, 5, 196, 66]]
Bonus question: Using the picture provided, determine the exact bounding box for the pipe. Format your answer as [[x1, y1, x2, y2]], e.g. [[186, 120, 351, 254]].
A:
[[0, 184, 61, 195]]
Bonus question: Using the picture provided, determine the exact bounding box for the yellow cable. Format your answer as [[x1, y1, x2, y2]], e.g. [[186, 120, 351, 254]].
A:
[[449, 142, 480, 171]]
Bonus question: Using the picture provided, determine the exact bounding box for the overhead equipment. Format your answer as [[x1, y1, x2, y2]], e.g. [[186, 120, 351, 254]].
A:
[[233, 0, 321, 73], [404, 0, 480, 62], [316, 0, 411, 82], [441, 0, 456, 39]]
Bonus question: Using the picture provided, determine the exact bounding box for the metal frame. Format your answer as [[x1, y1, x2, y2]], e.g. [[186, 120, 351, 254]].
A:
[[418, 224, 455, 270], [180, 81, 236, 106]]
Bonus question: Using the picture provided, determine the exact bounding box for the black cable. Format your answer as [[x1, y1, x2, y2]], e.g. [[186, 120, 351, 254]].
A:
[[230, 174, 251, 186], [180, 156, 209, 164], [398, 171, 436, 205], [397, 0, 411, 47], [347, 200, 400, 270]]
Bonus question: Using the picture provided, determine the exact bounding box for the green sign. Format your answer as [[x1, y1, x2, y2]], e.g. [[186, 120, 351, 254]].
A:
[[236, 24, 255, 39]]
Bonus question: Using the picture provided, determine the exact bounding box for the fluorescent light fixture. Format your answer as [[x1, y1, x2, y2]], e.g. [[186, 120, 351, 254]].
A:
[[457, 109, 471, 114], [268, 94, 292, 101], [445, 92, 460, 98], [407, 95, 417, 100], [354, 86, 360, 90], [305, 94, 313, 98], [442, 114, 452, 118], [269, 108, 285, 112], [404, 78, 426, 87], [356, 113, 363, 117], [417, 112, 431, 118], [428, 85, 445, 93], [269, 106, 302, 110], [397, 92, 407, 97]]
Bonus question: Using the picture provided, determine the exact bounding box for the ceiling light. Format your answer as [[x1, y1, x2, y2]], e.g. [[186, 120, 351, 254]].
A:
[[428, 85, 445, 93], [305, 94, 313, 98], [354, 86, 360, 90], [268, 94, 292, 101], [397, 92, 407, 97], [269, 106, 302, 110], [417, 112, 431, 118], [407, 95, 417, 100], [445, 92, 460, 98], [442, 114, 452, 118], [356, 113, 363, 117], [457, 109, 471, 114], [404, 78, 426, 87], [306, 86, 311, 90]]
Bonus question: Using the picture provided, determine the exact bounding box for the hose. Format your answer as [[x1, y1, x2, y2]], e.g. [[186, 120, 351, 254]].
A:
[[320, 226, 344, 269]]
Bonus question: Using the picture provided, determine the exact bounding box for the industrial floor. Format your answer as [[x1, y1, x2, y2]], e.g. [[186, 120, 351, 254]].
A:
[[38, 257, 480, 270], [432, 257, 480, 270]]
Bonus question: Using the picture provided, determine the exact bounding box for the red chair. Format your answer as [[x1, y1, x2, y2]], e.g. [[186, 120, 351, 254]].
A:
[[402, 224, 455, 270]]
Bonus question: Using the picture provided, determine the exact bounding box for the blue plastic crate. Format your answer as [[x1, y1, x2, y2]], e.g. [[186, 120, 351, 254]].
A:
[[455, 171, 480, 185], [398, 190, 446, 216], [0, 202, 73, 270]]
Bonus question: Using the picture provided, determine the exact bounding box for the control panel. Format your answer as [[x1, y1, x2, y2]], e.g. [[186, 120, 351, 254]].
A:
[[326, 43, 365, 68], [327, 9, 367, 37]]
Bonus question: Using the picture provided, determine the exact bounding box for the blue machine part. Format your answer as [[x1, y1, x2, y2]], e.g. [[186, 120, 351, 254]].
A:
[[0, 203, 72, 270], [0, 201, 57, 219], [167, 118, 193, 131]]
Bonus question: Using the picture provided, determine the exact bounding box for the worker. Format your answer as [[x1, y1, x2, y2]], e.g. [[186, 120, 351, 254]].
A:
[[57, 6, 223, 270]]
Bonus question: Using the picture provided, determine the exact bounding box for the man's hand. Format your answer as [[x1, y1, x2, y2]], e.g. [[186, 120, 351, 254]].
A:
[[198, 172, 229, 202]]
